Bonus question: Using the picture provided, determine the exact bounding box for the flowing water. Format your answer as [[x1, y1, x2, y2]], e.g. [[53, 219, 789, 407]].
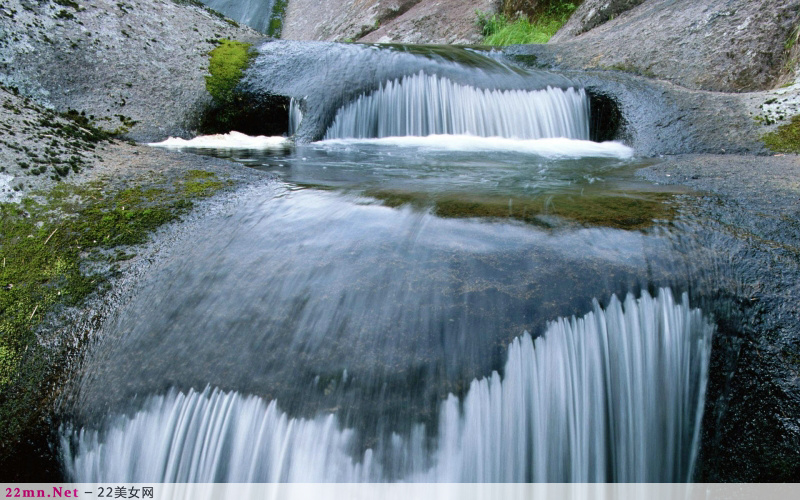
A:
[[60, 43, 716, 484]]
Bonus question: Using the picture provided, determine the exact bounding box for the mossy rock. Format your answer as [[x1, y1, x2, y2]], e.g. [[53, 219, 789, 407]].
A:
[[205, 39, 254, 104], [0, 170, 231, 478], [201, 40, 291, 135], [763, 114, 800, 153]]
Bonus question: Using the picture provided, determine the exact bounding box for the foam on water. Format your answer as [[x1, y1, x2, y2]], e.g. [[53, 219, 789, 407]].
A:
[[148, 132, 289, 150], [317, 135, 634, 159], [63, 288, 712, 483]]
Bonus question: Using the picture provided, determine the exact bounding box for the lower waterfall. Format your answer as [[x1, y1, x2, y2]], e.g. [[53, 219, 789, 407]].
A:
[[323, 72, 591, 140], [62, 288, 712, 483]]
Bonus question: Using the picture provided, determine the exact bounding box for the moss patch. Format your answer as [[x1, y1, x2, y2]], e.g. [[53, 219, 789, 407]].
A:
[[201, 39, 290, 135], [366, 190, 677, 230], [268, 0, 288, 38], [0, 169, 229, 470], [763, 114, 800, 153], [205, 39, 253, 104]]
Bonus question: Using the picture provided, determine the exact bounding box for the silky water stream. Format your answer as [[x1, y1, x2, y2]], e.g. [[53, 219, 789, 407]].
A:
[[60, 44, 717, 484]]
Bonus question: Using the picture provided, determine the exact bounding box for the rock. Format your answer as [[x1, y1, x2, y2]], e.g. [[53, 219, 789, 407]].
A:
[[282, 0, 421, 42], [0, 0, 264, 142], [282, 0, 495, 44], [548, 0, 800, 92], [360, 0, 496, 45], [551, 0, 646, 39]]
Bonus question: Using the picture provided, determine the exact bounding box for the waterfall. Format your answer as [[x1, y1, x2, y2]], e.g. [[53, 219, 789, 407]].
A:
[[62, 288, 712, 483], [323, 72, 591, 141], [288, 97, 303, 136]]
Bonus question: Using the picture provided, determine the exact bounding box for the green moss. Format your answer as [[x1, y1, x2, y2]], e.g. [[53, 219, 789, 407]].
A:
[[0, 169, 229, 462], [55, 9, 74, 20], [205, 39, 254, 104], [763, 114, 800, 153], [202, 40, 261, 133], [268, 0, 288, 38], [183, 169, 227, 197], [366, 190, 677, 230], [605, 62, 657, 78], [53, 0, 80, 10], [479, 2, 577, 46]]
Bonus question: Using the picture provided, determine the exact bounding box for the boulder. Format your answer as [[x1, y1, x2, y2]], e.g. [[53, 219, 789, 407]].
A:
[[548, 0, 800, 92], [0, 0, 263, 141], [282, 0, 496, 44]]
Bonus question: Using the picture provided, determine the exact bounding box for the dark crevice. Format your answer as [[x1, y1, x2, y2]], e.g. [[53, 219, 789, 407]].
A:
[[200, 91, 291, 136], [588, 91, 623, 142]]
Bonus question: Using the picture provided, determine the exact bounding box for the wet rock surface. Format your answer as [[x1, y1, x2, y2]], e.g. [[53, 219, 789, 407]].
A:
[[638, 154, 800, 481]]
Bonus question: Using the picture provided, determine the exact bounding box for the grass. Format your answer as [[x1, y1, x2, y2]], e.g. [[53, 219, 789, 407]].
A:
[[479, 2, 578, 46], [763, 114, 800, 153], [0, 170, 229, 465]]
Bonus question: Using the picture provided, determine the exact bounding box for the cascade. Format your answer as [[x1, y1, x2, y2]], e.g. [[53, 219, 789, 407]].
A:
[[63, 289, 712, 483], [323, 72, 591, 140], [288, 97, 303, 136]]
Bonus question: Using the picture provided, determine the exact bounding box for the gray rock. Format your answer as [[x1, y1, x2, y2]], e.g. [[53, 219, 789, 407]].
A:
[[281, 0, 495, 44], [0, 0, 264, 142], [551, 0, 646, 39], [360, 0, 497, 45], [548, 0, 800, 92]]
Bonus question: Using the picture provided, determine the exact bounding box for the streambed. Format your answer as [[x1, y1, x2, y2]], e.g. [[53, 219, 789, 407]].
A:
[[54, 43, 796, 484]]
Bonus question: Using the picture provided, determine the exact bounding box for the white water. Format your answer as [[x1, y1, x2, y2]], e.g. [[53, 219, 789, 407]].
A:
[[148, 132, 289, 149], [317, 136, 633, 159], [288, 97, 303, 136], [63, 288, 712, 483], [324, 72, 591, 141]]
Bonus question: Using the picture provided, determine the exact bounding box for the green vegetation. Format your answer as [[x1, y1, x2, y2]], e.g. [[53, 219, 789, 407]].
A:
[[604, 62, 656, 78], [268, 0, 288, 38], [206, 39, 254, 103], [0, 170, 229, 463], [365, 190, 677, 230], [479, 2, 578, 46], [202, 39, 259, 132], [53, 0, 81, 10], [762, 114, 800, 153]]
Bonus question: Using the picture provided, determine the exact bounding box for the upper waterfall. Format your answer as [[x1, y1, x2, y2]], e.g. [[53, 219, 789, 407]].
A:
[[324, 72, 591, 141]]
